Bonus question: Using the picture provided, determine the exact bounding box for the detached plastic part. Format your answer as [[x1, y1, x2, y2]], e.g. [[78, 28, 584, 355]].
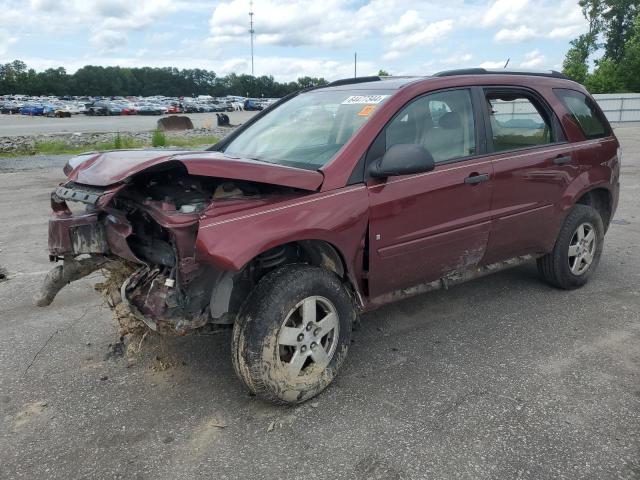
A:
[[35, 255, 113, 307]]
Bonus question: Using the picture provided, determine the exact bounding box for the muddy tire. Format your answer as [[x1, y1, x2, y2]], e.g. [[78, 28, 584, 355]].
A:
[[232, 264, 355, 405], [537, 204, 604, 289]]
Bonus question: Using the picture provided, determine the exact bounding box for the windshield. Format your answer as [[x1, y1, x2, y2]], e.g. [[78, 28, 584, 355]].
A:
[[223, 89, 392, 170]]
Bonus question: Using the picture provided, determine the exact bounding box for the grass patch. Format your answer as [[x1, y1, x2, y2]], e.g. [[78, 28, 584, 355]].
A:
[[152, 129, 166, 147], [165, 135, 220, 147], [0, 133, 219, 158], [34, 140, 71, 155], [33, 136, 145, 156]]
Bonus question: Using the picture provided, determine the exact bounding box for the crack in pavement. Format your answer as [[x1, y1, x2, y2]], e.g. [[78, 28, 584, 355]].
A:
[[23, 305, 98, 375]]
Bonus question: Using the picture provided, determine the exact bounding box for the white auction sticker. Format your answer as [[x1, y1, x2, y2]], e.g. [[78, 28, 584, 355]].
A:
[[341, 95, 389, 105]]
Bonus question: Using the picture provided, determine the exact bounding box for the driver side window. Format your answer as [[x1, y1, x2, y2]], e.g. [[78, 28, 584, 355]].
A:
[[385, 89, 476, 163]]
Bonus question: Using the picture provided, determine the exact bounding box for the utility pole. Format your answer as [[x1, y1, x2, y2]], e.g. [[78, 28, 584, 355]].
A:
[[249, 1, 255, 76], [354, 52, 357, 78]]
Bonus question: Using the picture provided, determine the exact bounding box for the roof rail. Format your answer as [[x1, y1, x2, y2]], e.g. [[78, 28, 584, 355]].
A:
[[433, 68, 569, 80], [326, 76, 381, 87]]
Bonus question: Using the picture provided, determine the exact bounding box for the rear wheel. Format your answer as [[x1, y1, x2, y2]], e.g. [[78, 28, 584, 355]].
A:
[[232, 264, 354, 405], [537, 204, 604, 289]]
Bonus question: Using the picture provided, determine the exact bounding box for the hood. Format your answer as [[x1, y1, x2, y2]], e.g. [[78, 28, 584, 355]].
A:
[[66, 149, 324, 191]]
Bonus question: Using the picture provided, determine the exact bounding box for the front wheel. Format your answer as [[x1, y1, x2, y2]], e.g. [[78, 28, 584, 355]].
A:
[[232, 264, 355, 405], [537, 204, 604, 289]]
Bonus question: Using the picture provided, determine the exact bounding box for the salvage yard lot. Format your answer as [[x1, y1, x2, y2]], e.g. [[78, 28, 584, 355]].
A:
[[0, 126, 639, 479]]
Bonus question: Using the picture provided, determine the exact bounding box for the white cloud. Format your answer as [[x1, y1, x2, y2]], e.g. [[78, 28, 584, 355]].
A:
[[547, 25, 585, 39], [383, 10, 423, 35], [389, 19, 453, 51], [91, 30, 128, 53], [382, 17, 454, 61], [494, 26, 537, 43], [146, 32, 176, 45], [480, 0, 587, 43], [442, 52, 473, 65], [19, 0, 178, 53], [209, 0, 370, 48], [482, 0, 529, 27], [520, 49, 545, 68], [0, 29, 18, 56]]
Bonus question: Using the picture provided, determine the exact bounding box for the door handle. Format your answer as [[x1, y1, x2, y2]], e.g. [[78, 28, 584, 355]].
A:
[[464, 173, 490, 185], [553, 155, 572, 165]]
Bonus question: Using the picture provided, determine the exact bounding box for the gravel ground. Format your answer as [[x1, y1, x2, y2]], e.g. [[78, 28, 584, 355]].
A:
[[0, 154, 70, 172], [0, 125, 638, 480]]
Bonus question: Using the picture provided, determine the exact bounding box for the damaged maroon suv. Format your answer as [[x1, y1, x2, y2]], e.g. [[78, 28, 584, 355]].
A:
[[38, 69, 620, 404]]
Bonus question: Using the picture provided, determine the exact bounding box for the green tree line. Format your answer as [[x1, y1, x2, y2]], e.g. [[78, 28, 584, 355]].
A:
[[563, 0, 640, 92], [0, 61, 328, 97]]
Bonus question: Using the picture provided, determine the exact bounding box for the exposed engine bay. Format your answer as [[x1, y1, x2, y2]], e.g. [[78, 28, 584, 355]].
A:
[[38, 163, 307, 335]]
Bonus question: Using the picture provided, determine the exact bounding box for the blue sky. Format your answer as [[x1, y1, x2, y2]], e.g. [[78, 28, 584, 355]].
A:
[[0, 0, 589, 81]]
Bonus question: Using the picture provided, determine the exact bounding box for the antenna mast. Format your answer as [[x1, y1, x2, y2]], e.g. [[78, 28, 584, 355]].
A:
[[354, 52, 357, 78], [249, 1, 255, 76]]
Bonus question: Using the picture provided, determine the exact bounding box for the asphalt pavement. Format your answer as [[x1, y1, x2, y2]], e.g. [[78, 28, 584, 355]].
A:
[[0, 126, 638, 479]]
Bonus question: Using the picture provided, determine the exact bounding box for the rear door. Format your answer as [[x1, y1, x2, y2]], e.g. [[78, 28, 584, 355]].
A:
[[480, 87, 579, 264], [366, 87, 494, 299]]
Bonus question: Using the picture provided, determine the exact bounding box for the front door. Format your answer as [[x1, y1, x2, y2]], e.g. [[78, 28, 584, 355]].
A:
[[366, 88, 494, 299]]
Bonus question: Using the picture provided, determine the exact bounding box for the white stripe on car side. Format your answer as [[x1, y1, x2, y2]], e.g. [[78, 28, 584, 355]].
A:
[[200, 186, 366, 229]]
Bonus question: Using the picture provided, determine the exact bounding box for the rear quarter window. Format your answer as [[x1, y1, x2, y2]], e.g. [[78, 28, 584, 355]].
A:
[[554, 89, 610, 140]]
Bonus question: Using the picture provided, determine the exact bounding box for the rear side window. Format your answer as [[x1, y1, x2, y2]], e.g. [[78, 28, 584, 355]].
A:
[[555, 89, 610, 139], [485, 91, 553, 152]]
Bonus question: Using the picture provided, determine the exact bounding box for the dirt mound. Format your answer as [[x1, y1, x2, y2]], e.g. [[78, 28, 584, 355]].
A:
[[94, 261, 147, 337], [156, 115, 194, 131]]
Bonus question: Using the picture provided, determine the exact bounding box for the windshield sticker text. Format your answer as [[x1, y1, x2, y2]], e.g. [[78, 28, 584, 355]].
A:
[[341, 95, 389, 105]]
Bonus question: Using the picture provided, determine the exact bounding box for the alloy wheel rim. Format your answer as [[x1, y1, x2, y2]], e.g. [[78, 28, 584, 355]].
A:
[[568, 222, 596, 276], [277, 296, 339, 378]]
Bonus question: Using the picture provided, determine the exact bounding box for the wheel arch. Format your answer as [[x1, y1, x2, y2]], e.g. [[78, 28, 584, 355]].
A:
[[560, 170, 614, 225], [574, 187, 613, 231], [208, 238, 364, 323], [546, 174, 614, 253]]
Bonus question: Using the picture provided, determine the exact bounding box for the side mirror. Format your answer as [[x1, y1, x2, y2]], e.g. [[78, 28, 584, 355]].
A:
[[369, 143, 435, 179]]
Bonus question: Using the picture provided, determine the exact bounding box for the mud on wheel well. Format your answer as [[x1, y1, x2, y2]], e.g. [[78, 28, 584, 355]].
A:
[[213, 240, 352, 324], [250, 240, 346, 279], [576, 188, 613, 231]]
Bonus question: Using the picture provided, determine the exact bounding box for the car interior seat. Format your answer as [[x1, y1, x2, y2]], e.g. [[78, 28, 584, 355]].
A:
[[423, 111, 465, 161]]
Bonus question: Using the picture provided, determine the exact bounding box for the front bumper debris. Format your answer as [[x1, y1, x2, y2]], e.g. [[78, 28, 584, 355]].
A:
[[35, 255, 117, 307]]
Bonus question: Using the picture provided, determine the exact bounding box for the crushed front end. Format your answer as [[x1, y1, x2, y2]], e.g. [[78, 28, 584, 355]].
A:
[[38, 164, 260, 335]]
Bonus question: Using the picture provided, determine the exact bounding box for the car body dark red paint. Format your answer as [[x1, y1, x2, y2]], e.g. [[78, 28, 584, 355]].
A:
[[66, 149, 324, 190], [39, 71, 619, 402]]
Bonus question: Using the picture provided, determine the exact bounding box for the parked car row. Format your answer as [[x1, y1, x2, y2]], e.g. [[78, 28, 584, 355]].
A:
[[0, 100, 84, 116], [0, 95, 279, 117]]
